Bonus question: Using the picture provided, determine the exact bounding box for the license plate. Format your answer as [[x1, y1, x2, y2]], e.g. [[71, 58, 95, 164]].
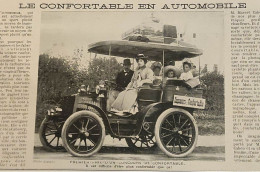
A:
[[173, 95, 205, 109]]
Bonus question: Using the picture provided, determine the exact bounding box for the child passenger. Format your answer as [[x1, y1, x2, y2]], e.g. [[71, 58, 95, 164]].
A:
[[151, 62, 162, 86], [179, 61, 193, 81]]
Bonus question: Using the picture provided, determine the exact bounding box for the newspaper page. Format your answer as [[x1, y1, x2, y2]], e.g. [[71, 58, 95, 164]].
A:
[[0, 0, 260, 171]]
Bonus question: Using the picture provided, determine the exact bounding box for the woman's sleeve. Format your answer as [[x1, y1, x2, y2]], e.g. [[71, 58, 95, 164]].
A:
[[126, 72, 135, 88]]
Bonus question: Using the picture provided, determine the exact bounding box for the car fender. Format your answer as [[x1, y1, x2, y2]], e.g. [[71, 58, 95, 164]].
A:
[[141, 102, 194, 121]]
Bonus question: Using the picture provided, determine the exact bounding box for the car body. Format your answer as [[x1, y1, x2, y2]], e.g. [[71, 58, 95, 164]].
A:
[[39, 39, 205, 158]]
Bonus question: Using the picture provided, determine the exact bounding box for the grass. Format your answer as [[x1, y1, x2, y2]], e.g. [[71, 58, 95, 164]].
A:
[[194, 111, 225, 135]]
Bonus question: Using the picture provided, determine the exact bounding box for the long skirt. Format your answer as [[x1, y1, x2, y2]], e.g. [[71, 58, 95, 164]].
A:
[[111, 88, 138, 111]]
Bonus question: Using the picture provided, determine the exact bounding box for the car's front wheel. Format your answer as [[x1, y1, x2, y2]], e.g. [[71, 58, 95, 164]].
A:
[[61, 111, 105, 157]]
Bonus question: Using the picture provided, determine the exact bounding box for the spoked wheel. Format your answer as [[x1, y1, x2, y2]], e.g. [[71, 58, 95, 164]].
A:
[[125, 130, 157, 152], [39, 118, 65, 151], [155, 108, 198, 158], [61, 111, 105, 157]]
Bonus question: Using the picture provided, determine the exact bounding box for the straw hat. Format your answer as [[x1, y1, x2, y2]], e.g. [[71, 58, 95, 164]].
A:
[[151, 62, 162, 71], [183, 60, 192, 68], [164, 65, 181, 77]]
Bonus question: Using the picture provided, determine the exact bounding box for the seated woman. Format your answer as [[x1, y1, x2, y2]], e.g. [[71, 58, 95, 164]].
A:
[[179, 61, 193, 81], [111, 54, 153, 114], [151, 62, 162, 86]]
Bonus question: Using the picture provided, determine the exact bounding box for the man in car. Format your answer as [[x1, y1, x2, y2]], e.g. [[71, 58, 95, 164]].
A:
[[115, 59, 134, 91]]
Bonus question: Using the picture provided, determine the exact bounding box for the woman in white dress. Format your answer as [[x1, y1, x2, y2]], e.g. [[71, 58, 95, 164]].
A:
[[111, 54, 153, 114]]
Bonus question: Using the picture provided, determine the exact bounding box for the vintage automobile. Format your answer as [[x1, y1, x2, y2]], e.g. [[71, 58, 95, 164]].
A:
[[39, 39, 205, 158]]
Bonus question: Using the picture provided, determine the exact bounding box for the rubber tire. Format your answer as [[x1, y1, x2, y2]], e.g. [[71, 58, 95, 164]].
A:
[[39, 118, 64, 152], [155, 108, 198, 158], [61, 110, 105, 157]]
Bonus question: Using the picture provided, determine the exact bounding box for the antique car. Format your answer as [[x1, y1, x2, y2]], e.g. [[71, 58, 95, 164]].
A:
[[39, 39, 205, 158]]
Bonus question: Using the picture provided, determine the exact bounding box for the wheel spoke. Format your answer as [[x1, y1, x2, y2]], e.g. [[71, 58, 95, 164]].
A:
[[56, 137, 60, 147], [88, 138, 95, 145], [77, 139, 82, 150], [46, 125, 56, 130], [45, 132, 56, 136], [84, 139, 88, 150], [68, 132, 80, 135], [48, 136, 56, 144], [70, 137, 78, 145], [87, 124, 97, 131], [132, 138, 138, 144], [84, 119, 89, 130], [81, 120, 85, 130], [161, 127, 173, 132], [180, 134, 192, 139], [150, 138, 156, 144], [181, 127, 192, 132], [73, 124, 81, 131], [179, 136, 189, 146], [161, 133, 172, 138], [90, 133, 100, 136], [53, 121, 59, 130], [180, 119, 189, 130], [166, 137, 174, 146], [172, 138, 176, 152], [172, 114, 176, 128], [178, 139, 182, 152], [165, 119, 174, 129]]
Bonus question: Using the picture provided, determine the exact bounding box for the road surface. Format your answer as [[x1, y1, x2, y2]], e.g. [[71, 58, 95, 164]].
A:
[[34, 134, 225, 161]]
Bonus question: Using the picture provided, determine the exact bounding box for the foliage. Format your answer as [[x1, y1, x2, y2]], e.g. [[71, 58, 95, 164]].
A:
[[200, 71, 224, 116], [37, 54, 80, 102], [35, 54, 122, 132], [192, 71, 225, 135], [87, 57, 123, 89]]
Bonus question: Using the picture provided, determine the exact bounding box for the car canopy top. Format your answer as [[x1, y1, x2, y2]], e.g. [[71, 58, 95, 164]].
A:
[[88, 40, 203, 62]]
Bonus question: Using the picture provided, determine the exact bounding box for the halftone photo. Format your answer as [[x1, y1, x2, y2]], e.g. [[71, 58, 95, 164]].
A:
[[34, 11, 224, 161]]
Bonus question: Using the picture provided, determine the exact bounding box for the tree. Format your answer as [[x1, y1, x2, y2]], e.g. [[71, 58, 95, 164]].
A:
[[37, 54, 80, 103], [87, 56, 123, 89]]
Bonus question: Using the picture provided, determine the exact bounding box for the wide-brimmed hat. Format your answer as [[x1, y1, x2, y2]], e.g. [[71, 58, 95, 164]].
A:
[[164, 65, 181, 77], [123, 59, 131, 66], [136, 54, 148, 60], [183, 60, 192, 68], [151, 62, 162, 71]]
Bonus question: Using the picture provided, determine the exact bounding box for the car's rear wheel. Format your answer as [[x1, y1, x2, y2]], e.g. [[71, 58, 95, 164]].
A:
[[39, 118, 65, 151], [125, 129, 157, 152], [61, 111, 105, 157], [155, 108, 198, 157]]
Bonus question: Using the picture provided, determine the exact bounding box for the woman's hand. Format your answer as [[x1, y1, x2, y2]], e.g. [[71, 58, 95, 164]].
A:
[[136, 80, 143, 87]]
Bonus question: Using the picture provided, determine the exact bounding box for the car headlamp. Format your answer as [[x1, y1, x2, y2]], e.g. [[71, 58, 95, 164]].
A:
[[47, 106, 62, 116]]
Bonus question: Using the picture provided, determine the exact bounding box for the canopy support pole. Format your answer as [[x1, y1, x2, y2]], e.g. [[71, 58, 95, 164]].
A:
[[160, 50, 165, 102], [162, 50, 165, 81], [109, 45, 112, 81], [199, 55, 201, 82]]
